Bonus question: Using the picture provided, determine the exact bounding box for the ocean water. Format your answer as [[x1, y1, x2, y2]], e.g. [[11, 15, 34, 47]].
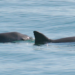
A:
[[0, 0, 75, 75]]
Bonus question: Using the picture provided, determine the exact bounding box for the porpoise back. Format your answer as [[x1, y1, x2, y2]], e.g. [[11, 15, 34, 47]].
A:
[[33, 31, 75, 45]]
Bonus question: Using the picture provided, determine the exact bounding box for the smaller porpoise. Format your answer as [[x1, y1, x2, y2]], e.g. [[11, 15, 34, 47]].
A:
[[34, 31, 75, 45], [0, 32, 32, 43]]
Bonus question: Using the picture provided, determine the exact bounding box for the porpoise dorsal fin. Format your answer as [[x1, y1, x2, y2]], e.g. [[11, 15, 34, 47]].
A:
[[33, 31, 52, 45]]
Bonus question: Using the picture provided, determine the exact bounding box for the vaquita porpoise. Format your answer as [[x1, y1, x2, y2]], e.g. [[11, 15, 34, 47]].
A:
[[33, 31, 75, 45], [0, 32, 32, 43]]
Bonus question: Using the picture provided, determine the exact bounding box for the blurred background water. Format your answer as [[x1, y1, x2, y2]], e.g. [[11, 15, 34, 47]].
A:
[[0, 0, 75, 75]]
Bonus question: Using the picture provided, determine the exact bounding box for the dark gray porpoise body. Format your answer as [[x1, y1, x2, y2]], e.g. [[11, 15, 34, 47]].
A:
[[34, 31, 75, 45], [0, 32, 32, 43]]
